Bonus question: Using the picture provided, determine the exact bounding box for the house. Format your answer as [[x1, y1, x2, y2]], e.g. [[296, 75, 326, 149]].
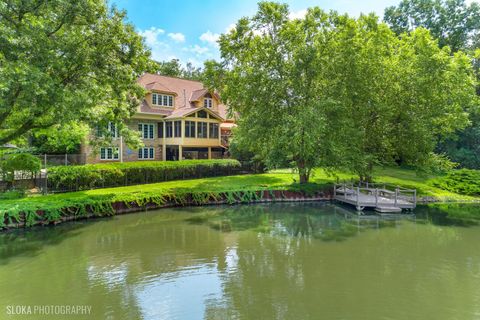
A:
[[82, 74, 235, 163]]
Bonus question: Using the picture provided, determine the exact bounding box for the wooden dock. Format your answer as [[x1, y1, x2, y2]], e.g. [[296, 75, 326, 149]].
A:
[[333, 182, 416, 213]]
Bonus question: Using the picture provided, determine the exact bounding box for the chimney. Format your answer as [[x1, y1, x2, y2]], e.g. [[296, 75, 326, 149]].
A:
[[183, 89, 186, 107]]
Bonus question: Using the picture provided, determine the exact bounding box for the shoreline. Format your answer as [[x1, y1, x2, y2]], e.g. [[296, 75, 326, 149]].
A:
[[1, 189, 332, 230], [1, 185, 477, 231]]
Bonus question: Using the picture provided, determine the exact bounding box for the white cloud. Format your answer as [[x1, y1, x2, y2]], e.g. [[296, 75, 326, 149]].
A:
[[289, 9, 307, 20], [184, 44, 210, 55], [138, 27, 165, 47], [200, 30, 220, 46], [168, 32, 185, 43], [225, 23, 236, 33]]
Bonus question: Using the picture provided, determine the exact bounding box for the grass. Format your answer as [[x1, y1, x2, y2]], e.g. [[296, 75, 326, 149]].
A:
[[0, 166, 478, 227]]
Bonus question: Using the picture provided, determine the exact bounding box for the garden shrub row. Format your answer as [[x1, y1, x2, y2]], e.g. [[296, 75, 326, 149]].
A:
[[47, 159, 243, 192], [430, 169, 480, 196]]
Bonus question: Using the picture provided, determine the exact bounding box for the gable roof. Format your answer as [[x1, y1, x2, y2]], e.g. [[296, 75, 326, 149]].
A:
[[137, 74, 231, 122], [138, 74, 205, 108], [164, 106, 224, 120]]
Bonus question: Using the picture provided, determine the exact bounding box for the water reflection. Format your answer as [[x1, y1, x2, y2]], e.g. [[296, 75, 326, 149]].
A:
[[186, 203, 408, 242], [0, 203, 479, 320]]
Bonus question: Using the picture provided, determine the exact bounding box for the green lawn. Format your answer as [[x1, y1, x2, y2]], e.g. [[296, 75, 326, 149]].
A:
[[0, 166, 478, 222]]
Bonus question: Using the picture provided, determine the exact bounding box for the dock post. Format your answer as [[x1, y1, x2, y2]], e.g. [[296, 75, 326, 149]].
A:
[[413, 189, 417, 208], [344, 183, 347, 200], [356, 186, 360, 208], [333, 183, 336, 198], [375, 188, 378, 207], [394, 188, 398, 207]]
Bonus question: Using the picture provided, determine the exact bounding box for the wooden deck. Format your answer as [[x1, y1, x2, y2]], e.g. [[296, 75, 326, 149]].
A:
[[333, 182, 416, 213]]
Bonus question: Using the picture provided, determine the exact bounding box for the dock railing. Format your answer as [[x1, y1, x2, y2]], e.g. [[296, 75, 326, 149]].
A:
[[333, 181, 416, 209]]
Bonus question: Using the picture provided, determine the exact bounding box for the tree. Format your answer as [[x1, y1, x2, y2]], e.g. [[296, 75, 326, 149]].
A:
[[212, 2, 476, 182], [31, 122, 89, 154], [216, 3, 352, 183], [156, 59, 204, 80], [384, 0, 480, 169], [384, 0, 480, 52], [0, 0, 155, 146]]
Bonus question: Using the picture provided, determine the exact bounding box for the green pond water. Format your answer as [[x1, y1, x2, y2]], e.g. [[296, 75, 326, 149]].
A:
[[1, 203, 480, 320]]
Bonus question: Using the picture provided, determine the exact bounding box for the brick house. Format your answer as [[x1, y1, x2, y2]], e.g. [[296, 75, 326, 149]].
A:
[[82, 74, 235, 163]]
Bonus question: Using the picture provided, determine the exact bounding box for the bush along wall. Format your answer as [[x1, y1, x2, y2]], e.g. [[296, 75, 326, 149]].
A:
[[46, 160, 244, 192], [0, 188, 330, 229]]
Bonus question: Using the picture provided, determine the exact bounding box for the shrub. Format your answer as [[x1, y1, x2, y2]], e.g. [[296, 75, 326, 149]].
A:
[[430, 169, 480, 196], [0, 153, 42, 182], [47, 159, 242, 191]]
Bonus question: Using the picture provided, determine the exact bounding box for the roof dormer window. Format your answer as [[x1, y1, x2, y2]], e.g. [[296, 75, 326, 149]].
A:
[[204, 98, 212, 108], [152, 93, 174, 107]]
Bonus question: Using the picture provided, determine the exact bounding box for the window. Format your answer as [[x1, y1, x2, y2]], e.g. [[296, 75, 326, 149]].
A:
[[152, 93, 174, 107], [100, 147, 119, 160], [204, 98, 213, 108], [197, 122, 208, 138], [174, 121, 182, 137], [138, 123, 154, 139], [197, 110, 208, 118], [165, 121, 173, 138], [138, 147, 155, 160], [97, 122, 118, 138], [209, 123, 219, 139], [185, 121, 196, 138]]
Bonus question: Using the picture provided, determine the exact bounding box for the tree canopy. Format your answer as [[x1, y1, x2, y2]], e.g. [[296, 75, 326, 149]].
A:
[[156, 59, 204, 80], [384, 0, 480, 169], [0, 0, 155, 146], [213, 1, 476, 183], [384, 0, 480, 52]]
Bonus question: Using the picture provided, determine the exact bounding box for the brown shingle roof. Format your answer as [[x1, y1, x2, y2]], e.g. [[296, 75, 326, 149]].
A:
[[138, 74, 205, 109], [137, 74, 232, 122], [190, 89, 209, 102], [139, 100, 172, 115]]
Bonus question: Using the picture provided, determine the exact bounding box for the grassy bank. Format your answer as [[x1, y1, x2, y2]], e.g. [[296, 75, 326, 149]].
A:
[[0, 166, 478, 227]]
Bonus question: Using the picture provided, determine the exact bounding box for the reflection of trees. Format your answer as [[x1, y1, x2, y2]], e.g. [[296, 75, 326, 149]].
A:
[[415, 203, 480, 226], [204, 211, 480, 320], [194, 202, 393, 242]]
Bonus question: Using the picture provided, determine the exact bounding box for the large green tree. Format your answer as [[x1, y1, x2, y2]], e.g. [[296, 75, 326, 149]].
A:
[[215, 3, 349, 183], [384, 0, 480, 51], [212, 2, 476, 182], [384, 0, 480, 169], [0, 0, 155, 146]]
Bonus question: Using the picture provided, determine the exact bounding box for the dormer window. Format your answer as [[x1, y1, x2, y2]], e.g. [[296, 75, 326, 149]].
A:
[[204, 98, 212, 108], [152, 93, 174, 107]]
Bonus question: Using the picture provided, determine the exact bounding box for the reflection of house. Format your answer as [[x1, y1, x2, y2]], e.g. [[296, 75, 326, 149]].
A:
[[83, 74, 235, 163]]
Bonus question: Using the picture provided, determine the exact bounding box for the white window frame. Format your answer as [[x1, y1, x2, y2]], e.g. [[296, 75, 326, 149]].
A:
[[152, 93, 174, 107], [138, 147, 155, 160], [204, 98, 213, 108], [100, 147, 119, 161], [108, 122, 119, 139], [138, 123, 155, 139]]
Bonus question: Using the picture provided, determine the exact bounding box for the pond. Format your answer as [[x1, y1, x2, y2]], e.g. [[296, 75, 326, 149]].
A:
[[1, 203, 480, 320]]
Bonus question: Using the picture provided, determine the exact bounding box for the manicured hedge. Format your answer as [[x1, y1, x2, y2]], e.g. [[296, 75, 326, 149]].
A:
[[430, 169, 480, 196], [47, 159, 242, 192]]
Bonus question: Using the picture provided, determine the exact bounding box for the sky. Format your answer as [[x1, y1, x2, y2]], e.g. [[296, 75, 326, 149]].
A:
[[111, 0, 479, 67]]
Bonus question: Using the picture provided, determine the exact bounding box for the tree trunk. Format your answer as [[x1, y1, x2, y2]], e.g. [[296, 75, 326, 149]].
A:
[[296, 159, 310, 184]]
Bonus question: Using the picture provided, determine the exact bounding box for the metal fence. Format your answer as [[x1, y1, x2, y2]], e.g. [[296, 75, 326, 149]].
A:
[[36, 154, 87, 168]]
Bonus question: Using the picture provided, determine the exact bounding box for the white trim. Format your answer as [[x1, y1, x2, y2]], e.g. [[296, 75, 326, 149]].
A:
[[152, 93, 174, 107]]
